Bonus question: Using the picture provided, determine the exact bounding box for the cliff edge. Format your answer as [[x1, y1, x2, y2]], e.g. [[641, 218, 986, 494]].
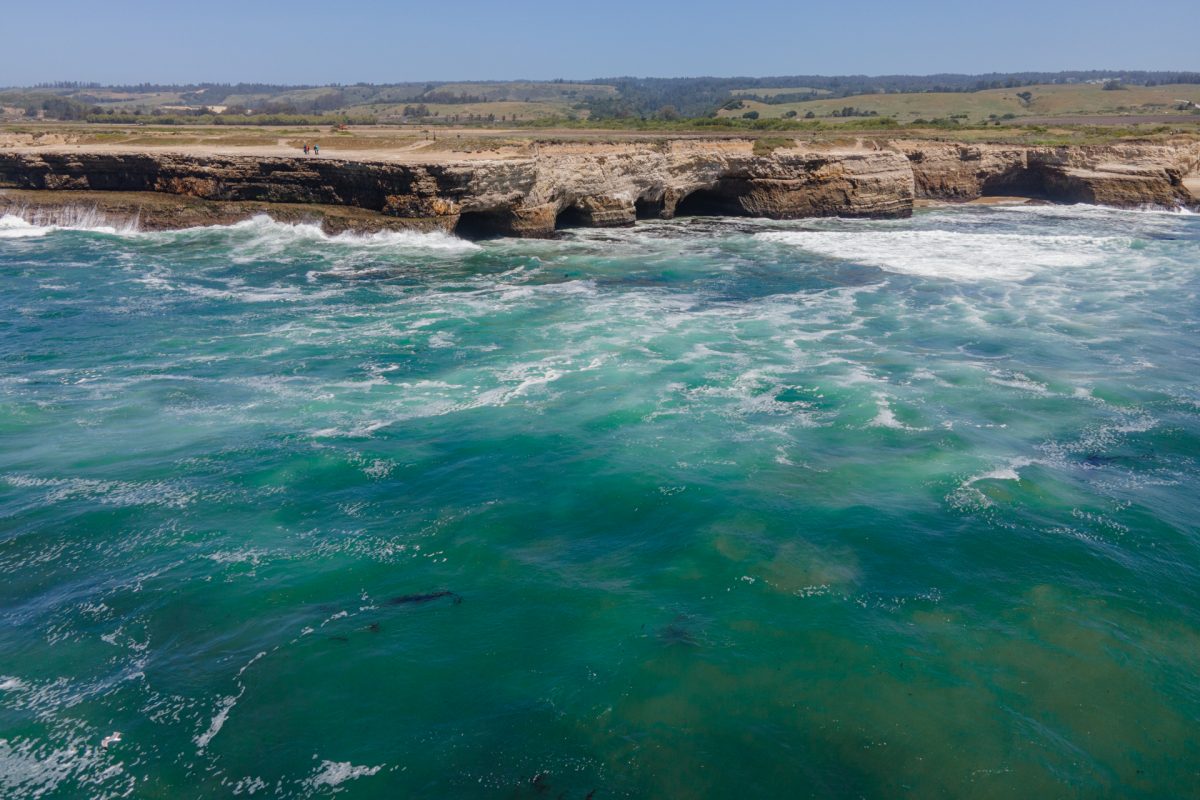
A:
[[1, 137, 1196, 237]]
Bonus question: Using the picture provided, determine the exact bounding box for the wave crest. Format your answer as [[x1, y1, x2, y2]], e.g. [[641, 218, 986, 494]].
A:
[[1, 210, 479, 253], [158, 214, 481, 254]]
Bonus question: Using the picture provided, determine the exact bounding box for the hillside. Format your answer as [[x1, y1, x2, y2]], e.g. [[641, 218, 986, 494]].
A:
[[717, 83, 1200, 124], [3, 73, 1200, 127]]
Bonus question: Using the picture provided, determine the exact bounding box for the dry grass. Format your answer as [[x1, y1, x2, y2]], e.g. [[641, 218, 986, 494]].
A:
[[719, 84, 1200, 123], [414, 136, 534, 154], [283, 135, 424, 150], [5, 121, 1198, 154]]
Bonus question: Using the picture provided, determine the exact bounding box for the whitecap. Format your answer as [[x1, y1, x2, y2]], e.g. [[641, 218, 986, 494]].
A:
[[867, 394, 928, 431], [0, 676, 26, 692], [986, 369, 1051, 395], [305, 760, 383, 790], [965, 458, 1035, 485]]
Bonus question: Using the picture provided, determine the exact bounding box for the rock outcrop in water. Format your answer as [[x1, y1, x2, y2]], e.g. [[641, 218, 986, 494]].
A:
[[1, 137, 1197, 237]]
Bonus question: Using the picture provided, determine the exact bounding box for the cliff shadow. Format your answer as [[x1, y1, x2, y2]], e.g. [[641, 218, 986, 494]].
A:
[[554, 204, 590, 230], [635, 196, 666, 220], [981, 166, 1052, 200], [674, 186, 748, 218], [454, 208, 515, 240]]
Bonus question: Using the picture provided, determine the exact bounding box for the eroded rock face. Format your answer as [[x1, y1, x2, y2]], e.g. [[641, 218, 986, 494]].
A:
[[0, 141, 914, 237], [528, 143, 916, 229], [0, 188, 459, 234], [897, 139, 1200, 208], [0, 152, 479, 220], [0, 137, 1196, 237]]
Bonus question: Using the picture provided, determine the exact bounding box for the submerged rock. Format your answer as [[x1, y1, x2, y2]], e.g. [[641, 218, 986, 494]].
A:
[[386, 590, 462, 606]]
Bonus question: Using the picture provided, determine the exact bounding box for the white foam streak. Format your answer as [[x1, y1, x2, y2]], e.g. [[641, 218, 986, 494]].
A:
[[989, 202, 1196, 218], [172, 215, 480, 255], [758, 229, 1128, 280], [1, 473, 196, 509], [194, 651, 267, 752], [305, 761, 384, 790], [194, 692, 240, 751]]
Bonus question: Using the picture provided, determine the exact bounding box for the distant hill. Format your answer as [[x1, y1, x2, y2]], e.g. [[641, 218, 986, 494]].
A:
[[3, 72, 1199, 125]]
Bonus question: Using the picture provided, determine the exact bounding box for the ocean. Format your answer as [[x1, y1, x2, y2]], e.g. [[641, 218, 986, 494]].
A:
[[1, 204, 1198, 797]]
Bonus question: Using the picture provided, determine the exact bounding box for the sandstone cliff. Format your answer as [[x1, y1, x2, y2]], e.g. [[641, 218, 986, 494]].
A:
[[896, 139, 1200, 207], [0, 137, 1196, 237], [0, 142, 913, 237]]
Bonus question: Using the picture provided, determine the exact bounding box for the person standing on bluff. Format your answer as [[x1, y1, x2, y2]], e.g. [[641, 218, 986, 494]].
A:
[[303, 144, 309, 155], [313, 144, 320, 156]]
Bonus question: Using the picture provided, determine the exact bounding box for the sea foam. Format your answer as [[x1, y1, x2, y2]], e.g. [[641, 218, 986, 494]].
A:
[[757, 229, 1128, 280], [0, 209, 134, 237], [0, 211, 480, 252], [153, 214, 481, 255]]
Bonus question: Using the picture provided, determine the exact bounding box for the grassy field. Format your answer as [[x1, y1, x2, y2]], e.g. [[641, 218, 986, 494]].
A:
[[718, 83, 1200, 122], [0, 82, 614, 119], [9, 80, 1200, 131]]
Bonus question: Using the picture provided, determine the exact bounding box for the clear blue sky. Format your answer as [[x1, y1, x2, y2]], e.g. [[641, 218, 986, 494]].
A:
[[3, 0, 1195, 85]]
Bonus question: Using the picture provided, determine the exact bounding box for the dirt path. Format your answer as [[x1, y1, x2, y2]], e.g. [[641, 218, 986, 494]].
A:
[[0, 134, 760, 164], [1, 140, 534, 163]]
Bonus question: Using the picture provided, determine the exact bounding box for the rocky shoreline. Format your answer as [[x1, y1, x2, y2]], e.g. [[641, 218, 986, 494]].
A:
[[1, 138, 1197, 237]]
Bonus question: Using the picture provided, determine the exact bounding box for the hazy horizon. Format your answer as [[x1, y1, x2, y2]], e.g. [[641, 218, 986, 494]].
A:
[[7, 68, 1198, 90], [4, 0, 1195, 86]]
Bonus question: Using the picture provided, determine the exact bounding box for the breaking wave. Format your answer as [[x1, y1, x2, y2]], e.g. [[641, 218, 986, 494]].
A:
[[1, 210, 479, 252], [0, 211, 129, 238], [153, 215, 481, 254]]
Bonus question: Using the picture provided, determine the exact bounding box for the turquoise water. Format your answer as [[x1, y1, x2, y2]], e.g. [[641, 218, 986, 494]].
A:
[[1, 205, 1199, 798]]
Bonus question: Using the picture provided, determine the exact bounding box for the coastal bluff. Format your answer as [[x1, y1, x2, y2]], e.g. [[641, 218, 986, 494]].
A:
[[1, 138, 1197, 236]]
